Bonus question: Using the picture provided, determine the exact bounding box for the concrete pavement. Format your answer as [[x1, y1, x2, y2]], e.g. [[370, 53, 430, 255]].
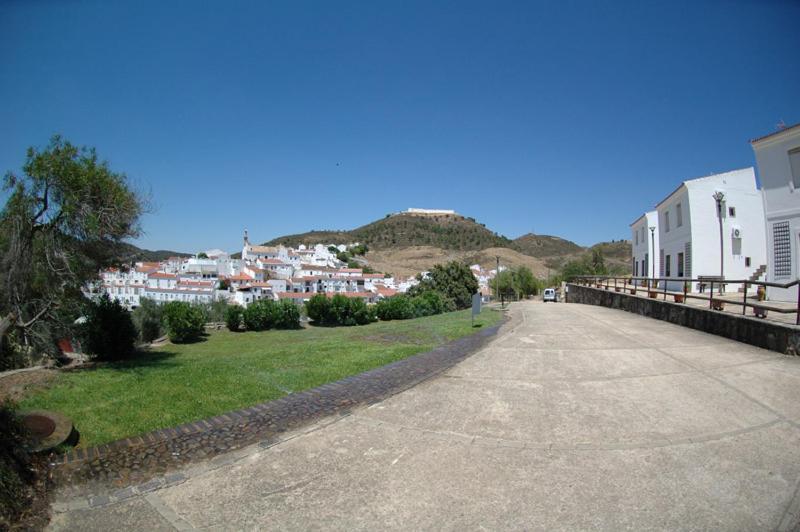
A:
[[49, 301, 800, 530]]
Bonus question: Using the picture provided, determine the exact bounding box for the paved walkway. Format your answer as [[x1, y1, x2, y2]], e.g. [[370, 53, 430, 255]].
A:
[[50, 301, 800, 530]]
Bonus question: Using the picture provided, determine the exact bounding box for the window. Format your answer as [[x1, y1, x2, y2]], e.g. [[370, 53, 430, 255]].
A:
[[745, 257, 751, 267], [773, 221, 791, 278], [664, 211, 670, 232], [676, 203, 683, 227], [635, 230, 639, 245], [728, 206, 736, 217], [790, 148, 800, 189], [659, 249, 665, 276], [665, 254, 671, 277], [635, 260, 639, 276], [677, 252, 684, 277]]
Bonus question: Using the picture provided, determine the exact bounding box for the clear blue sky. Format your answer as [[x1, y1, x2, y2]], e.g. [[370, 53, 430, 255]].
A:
[[2, 0, 799, 253]]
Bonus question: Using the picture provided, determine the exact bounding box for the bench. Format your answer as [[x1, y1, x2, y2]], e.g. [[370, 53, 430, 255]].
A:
[[697, 275, 724, 294]]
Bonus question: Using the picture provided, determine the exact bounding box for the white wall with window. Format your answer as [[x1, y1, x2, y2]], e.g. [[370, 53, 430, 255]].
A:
[[630, 211, 659, 283], [752, 123, 800, 301]]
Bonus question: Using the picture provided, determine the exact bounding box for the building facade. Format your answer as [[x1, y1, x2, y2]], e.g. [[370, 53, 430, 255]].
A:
[[630, 211, 659, 282], [751, 124, 800, 301]]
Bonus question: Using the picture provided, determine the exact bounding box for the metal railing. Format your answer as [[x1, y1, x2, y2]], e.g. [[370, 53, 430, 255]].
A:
[[568, 275, 800, 325]]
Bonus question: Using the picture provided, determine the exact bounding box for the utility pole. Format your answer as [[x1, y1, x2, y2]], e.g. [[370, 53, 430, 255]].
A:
[[713, 191, 725, 294], [496, 255, 503, 309], [649, 226, 656, 282]]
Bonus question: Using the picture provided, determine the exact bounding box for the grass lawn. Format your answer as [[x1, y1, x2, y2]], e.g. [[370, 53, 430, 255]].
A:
[[20, 308, 501, 447]]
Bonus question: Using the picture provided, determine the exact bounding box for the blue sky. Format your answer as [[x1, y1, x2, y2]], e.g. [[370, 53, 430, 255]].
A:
[[1, 0, 799, 253]]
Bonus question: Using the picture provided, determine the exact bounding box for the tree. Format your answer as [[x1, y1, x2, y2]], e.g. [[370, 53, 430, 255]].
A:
[[491, 270, 516, 300], [131, 297, 163, 343], [409, 261, 479, 310], [197, 252, 208, 259], [513, 266, 539, 298], [80, 294, 137, 360], [0, 136, 145, 362], [162, 302, 205, 343]]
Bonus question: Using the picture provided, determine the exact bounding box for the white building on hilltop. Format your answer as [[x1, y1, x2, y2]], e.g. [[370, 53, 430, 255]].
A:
[[653, 168, 766, 292], [630, 211, 659, 281], [751, 123, 800, 301]]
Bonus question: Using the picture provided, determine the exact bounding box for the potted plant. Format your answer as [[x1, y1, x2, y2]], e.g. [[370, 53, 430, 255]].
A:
[[648, 288, 658, 299], [630, 287, 637, 295], [753, 285, 768, 319], [673, 292, 684, 303], [711, 299, 725, 311]]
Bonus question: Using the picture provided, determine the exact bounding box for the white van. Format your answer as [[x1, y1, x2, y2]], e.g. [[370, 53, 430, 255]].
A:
[[543, 288, 557, 302]]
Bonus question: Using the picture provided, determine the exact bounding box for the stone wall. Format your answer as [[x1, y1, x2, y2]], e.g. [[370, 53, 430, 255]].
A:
[[566, 283, 800, 355]]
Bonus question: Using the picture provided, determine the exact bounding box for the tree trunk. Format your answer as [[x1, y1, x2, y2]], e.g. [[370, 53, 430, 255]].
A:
[[0, 313, 17, 344]]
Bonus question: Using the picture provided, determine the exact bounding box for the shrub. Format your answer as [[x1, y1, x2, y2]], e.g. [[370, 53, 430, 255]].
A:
[[411, 290, 452, 317], [376, 295, 415, 321], [131, 298, 163, 343], [348, 297, 377, 325], [275, 300, 302, 329], [201, 299, 230, 323], [243, 300, 278, 331], [408, 261, 479, 309], [224, 305, 244, 332], [0, 401, 36, 529], [162, 301, 205, 343], [305, 293, 331, 325], [305, 294, 375, 326], [80, 294, 137, 360]]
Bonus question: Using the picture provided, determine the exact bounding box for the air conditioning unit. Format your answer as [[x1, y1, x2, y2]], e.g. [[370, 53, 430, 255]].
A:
[[732, 225, 743, 239]]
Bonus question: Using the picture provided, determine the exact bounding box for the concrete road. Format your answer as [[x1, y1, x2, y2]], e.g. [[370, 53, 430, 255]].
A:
[[50, 301, 800, 530]]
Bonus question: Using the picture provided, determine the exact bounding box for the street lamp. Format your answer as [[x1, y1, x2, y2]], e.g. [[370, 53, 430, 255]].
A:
[[712, 191, 725, 294], [649, 226, 656, 285]]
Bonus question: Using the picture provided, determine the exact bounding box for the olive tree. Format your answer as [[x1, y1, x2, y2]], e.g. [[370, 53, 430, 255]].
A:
[[0, 136, 145, 363]]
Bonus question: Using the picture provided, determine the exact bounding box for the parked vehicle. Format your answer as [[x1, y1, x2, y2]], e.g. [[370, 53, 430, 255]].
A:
[[543, 288, 557, 302]]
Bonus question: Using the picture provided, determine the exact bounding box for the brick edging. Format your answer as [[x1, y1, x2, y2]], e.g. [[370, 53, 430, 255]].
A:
[[53, 318, 506, 490]]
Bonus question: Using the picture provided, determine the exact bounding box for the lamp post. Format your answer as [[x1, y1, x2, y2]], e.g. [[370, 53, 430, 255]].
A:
[[649, 226, 656, 286], [712, 191, 725, 294]]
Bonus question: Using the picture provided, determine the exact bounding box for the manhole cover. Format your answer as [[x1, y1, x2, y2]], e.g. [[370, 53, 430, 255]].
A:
[[22, 414, 56, 439], [19, 410, 78, 452]]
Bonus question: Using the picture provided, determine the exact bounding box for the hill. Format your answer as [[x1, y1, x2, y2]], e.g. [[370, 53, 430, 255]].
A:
[[266, 212, 512, 251], [259, 211, 630, 278], [115, 243, 191, 263], [364, 246, 549, 279]]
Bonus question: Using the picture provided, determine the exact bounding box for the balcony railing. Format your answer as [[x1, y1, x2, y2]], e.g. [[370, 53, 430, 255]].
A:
[[568, 275, 800, 326]]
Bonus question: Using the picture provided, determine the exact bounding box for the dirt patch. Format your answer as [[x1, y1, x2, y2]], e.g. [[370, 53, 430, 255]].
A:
[[365, 246, 549, 278], [0, 369, 58, 403]]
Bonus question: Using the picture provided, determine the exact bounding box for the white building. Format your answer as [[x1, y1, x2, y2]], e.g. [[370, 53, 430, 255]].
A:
[[630, 211, 660, 281], [751, 123, 800, 301], [653, 168, 766, 292]]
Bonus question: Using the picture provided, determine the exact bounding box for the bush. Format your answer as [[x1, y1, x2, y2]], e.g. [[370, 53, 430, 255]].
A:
[[348, 297, 377, 325], [0, 401, 36, 529], [305, 294, 375, 326], [408, 261, 479, 309], [411, 290, 453, 317], [131, 298, 163, 343], [201, 299, 230, 323], [80, 294, 137, 360], [162, 301, 205, 343], [305, 294, 331, 325], [275, 300, 302, 329], [224, 305, 244, 332], [243, 300, 278, 331], [376, 294, 415, 321]]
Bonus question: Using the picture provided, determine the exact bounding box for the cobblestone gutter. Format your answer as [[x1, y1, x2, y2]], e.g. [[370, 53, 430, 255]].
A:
[[52, 320, 505, 497], [567, 283, 800, 355]]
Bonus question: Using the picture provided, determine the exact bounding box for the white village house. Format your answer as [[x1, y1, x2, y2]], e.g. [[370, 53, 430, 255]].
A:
[[630, 211, 659, 281], [633, 168, 767, 293], [751, 123, 800, 301]]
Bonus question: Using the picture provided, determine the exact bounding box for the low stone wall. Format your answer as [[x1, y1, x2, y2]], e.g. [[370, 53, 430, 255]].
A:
[[566, 283, 800, 355]]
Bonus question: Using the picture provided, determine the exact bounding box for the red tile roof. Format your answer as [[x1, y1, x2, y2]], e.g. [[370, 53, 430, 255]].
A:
[[148, 272, 177, 279]]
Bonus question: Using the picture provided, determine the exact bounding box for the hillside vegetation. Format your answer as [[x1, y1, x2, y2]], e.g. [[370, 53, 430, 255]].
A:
[[259, 211, 631, 278], [266, 213, 511, 251]]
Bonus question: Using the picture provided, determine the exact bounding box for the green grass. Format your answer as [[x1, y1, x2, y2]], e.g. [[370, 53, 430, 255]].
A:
[[20, 309, 501, 447]]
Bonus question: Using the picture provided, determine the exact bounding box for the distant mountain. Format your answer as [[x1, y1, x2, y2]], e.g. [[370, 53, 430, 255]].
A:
[[259, 211, 630, 277], [511, 233, 584, 258], [265, 212, 512, 251], [115, 243, 191, 263]]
